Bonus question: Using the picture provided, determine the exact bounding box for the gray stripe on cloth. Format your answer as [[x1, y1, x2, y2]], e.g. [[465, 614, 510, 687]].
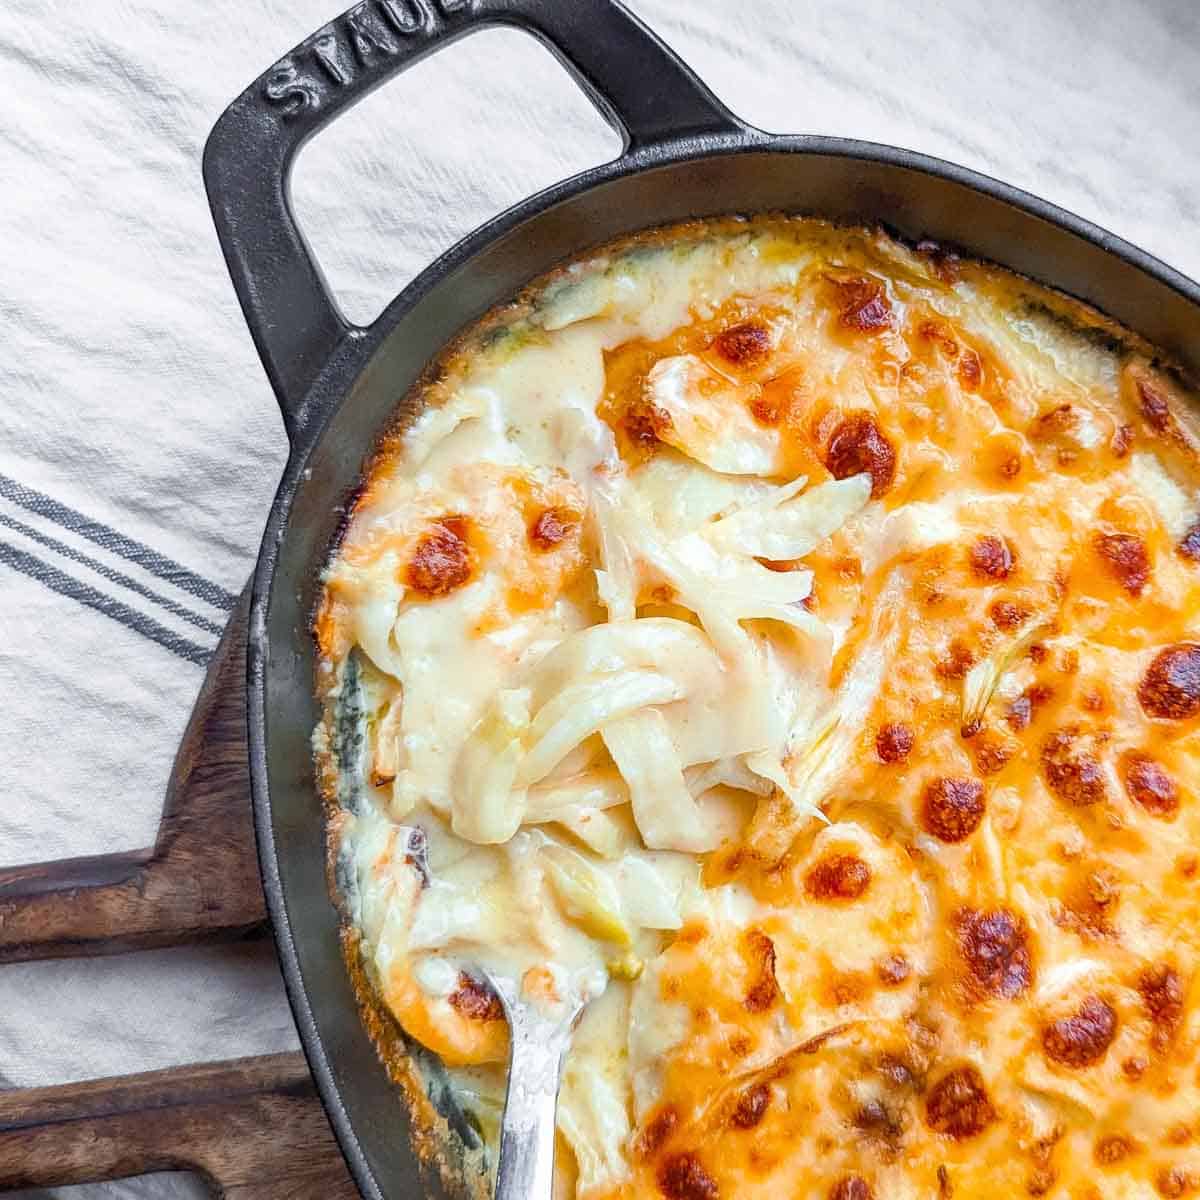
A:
[[0, 541, 210, 667], [0, 474, 236, 612], [0, 511, 224, 638]]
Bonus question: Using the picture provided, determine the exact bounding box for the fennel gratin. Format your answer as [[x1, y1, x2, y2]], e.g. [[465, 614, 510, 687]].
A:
[[315, 217, 1200, 1200]]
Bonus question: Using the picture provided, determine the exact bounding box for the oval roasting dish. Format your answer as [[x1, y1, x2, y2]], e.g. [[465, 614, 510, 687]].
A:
[[202, 2, 1200, 1196]]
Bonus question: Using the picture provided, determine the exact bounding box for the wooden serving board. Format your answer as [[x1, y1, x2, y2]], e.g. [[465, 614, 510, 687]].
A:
[[0, 1053, 357, 1199], [0, 592, 264, 963], [0, 596, 358, 1197]]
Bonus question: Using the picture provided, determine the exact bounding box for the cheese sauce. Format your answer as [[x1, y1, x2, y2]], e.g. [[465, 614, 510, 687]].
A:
[[315, 217, 1200, 1200]]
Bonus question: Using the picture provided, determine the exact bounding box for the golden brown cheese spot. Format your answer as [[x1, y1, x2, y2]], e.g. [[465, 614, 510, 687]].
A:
[[747, 392, 785, 428], [915, 237, 961, 282], [824, 413, 897, 499], [970, 534, 1017, 580], [313, 597, 346, 662], [1056, 646, 1080, 674], [1139, 377, 1173, 432], [829, 1175, 875, 1200], [1122, 753, 1180, 818], [1168, 1123, 1193, 1146], [727, 1033, 752, 1057], [447, 973, 504, 1022], [755, 362, 811, 433], [805, 853, 872, 901], [1006, 683, 1053, 732], [1057, 868, 1120, 939], [876, 721, 915, 763], [522, 965, 561, 1007], [635, 1107, 679, 1160], [822, 969, 871, 1007], [990, 599, 1031, 631], [712, 320, 771, 367], [918, 318, 959, 358], [922, 776, 985, 842], [1139, 963, 1185, 1052], [1040, 727, 1109, 806], [1026, 1167, 1057, 1196], [937, 639, 977, 681], [528, 505, 578, 551], [1112, 422, 1135, 457], [624, 396, 674, 450], [742, 929, 780, 1012], [1042, 996, 1118, 1067], [1140, 645, 1200, 720], [877, 953, 912, 987], [1032, 403, 1075, 434], [1123, 1054, 1149, 1079], [853, 1095, 905, 1148], [1030, 403, 1099, 468], [875, 1051, 923, 1092], [1156, 1167, 1195, 1198], [729, 1081, 771, 1129], [958, 907, 1033, 999], [831, 274, 893, 333], [958, 348, 983, 391], [1005, 694, 1034, 731], [972, 730, 1016, 777], [656, 1151, 719, 1200], [1095, 1134, 1133, 1165], [403, 827, 429, 880], [924, 1066, 995, 1140], [1179, 519, 1200, 561], [1094, 531, 1152, 596], [405, 516, 473, 597]]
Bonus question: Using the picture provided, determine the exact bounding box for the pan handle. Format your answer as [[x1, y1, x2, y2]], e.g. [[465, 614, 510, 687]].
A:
[[203, 0, 748, 440]]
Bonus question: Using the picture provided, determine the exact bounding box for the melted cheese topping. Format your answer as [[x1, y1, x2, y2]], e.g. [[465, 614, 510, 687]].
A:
[[316, 218, 1200, 1200]]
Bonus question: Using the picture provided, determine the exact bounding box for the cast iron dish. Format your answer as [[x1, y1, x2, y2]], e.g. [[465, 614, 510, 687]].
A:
[[203, 1, 1200, 1196]]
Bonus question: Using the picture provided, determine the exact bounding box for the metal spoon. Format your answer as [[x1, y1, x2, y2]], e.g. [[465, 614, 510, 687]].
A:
[[482, 968, 591, 1200]]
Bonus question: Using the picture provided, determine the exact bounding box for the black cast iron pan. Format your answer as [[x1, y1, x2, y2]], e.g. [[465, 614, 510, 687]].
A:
[[203, 2, 1200, 1196]]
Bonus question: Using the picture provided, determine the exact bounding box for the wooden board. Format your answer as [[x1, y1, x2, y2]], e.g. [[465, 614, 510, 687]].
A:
[[0, 1052, 357, 1198], [0, 589, 266, 962], [0, 597, 358, 1196]]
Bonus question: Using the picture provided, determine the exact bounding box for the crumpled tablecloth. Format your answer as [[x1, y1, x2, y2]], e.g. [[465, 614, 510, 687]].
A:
[[1, 0, 1196, 1195]]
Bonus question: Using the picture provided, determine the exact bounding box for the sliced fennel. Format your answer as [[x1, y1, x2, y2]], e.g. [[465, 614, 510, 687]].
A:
[[961, 621, 1052, 731], [541, 842, 633, 947]]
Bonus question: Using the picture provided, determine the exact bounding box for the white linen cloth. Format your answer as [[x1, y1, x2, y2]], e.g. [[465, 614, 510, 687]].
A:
[[0, 0, 1196, 1195]]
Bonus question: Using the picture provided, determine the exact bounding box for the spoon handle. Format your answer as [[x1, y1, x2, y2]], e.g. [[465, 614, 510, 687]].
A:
[[492, 991, 578, 1200]]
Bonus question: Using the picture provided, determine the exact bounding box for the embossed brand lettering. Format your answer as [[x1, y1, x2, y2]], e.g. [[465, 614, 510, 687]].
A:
[[346, 1, 400, 62], [379, 0, 425, 32], [263, 61, 321, 119], [312, 32, 351, 85], [262, 0, 478, 119]]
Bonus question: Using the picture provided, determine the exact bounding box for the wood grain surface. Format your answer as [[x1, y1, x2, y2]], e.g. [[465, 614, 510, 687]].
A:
[[0, 1051, 357, 1198], [0, 598, 360, 1196], [0, 588, 266, 962]]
